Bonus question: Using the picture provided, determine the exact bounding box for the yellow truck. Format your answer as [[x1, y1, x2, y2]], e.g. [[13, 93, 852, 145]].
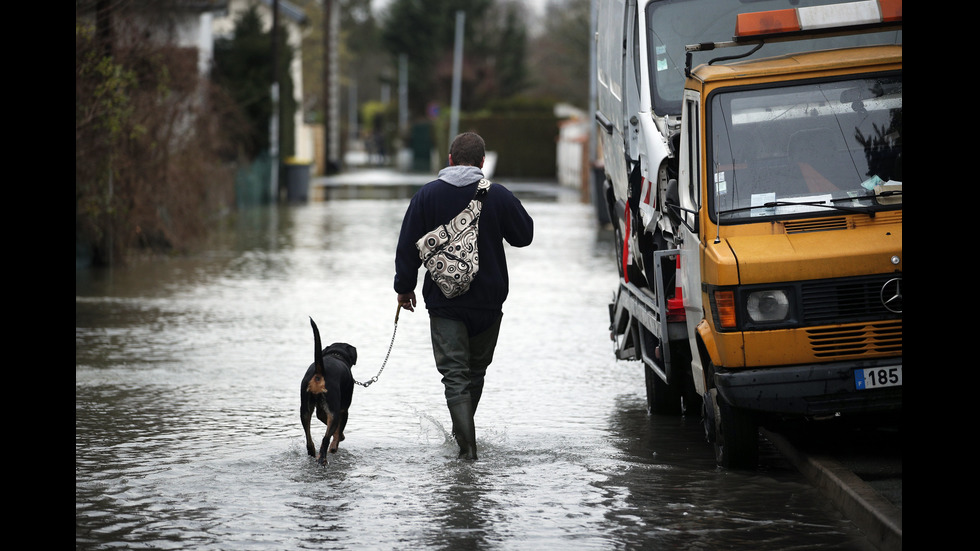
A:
[[597, 0, 902, 467]]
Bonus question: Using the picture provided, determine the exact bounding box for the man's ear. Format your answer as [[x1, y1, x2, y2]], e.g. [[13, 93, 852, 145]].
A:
[[448, 154, 454, 166], [479, 156, 485, 169]]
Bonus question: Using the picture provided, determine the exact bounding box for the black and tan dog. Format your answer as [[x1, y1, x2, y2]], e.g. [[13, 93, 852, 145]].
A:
[[301, 317, 357, 464]]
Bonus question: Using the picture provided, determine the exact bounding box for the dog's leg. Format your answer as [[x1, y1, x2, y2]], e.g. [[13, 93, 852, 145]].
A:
[[317, 413, 336, 464], [301, 406, 317, 457], [316, 408, 333, 465], [336, 410, 349, 443], [327, 416, 342, 454], [328, 424, 343, 453]]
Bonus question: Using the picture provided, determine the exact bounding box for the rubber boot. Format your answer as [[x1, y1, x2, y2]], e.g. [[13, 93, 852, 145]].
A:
[[448, 399, 478, 460], [470, 387, 483, 418], [450, 396, 480, 444]]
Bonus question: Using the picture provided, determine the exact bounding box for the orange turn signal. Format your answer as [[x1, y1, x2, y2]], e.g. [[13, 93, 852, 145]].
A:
[[714, 290, 737, 329]]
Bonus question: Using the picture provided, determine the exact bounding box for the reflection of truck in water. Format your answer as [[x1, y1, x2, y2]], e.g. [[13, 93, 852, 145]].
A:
[[595, 0, 902, 468]]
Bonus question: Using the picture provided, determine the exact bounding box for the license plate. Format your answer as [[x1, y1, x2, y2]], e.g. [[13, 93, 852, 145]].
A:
[[854, 366, 902, 390]]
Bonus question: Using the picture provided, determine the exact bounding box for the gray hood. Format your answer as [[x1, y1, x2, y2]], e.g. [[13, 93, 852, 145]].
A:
[[437, 165, 484, 187]]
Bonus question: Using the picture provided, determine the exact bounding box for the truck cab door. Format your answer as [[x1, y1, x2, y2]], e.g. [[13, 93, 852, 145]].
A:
[[677, 88, 707, 395]]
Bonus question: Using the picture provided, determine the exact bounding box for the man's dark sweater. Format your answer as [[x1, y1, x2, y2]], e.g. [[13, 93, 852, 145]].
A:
[[394, 166, 534, 335]]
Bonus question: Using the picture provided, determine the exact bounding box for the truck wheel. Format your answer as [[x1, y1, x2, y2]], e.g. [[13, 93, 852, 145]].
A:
[[668, 342, 701, 417], [708, 389, 759, 469], [681, 386, 702, 418], [644, 363, 682, 415]]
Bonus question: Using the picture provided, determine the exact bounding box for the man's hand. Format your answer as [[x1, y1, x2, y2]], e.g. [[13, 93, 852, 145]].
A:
[[397, 292, 417, 312]]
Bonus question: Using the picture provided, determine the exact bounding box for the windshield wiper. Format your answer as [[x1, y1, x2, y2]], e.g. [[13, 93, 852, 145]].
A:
[[718, 198, 878, 217]]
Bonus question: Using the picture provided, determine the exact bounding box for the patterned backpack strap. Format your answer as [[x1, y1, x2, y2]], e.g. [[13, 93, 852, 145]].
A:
[[474, 178, 491, 201]]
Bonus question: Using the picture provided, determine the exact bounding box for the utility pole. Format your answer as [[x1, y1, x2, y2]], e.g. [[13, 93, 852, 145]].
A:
[[322, 0, 339, 174], [270, 0, 280, 202], [322, 0, 331, 175], [449, 10, 464, 150], [399, 53, 408, 136]]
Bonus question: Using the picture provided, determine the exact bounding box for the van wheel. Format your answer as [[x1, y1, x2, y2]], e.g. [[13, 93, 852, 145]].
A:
[[613, 225, 625, 278], [644, 363, 681, 415], [709, 388, 759, 469]]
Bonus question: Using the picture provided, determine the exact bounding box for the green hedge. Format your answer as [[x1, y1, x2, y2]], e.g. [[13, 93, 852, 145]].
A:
[[433, 114, 559, 179]]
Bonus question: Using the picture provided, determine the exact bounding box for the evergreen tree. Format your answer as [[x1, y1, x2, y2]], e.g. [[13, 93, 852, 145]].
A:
[[213, 5, 297, 160]]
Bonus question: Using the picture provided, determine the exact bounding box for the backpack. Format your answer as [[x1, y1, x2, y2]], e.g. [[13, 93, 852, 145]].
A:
[[416, 179, 491, 298]]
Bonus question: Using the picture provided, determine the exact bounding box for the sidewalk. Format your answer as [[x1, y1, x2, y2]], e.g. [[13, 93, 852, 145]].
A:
[[762, 428, 902, 551]]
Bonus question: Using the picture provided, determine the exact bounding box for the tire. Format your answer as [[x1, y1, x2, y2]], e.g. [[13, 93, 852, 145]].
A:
[[709, 388, 759, 469], [681, 387, 703, 418], [644, 362, 682, 415], [668, 342, 701, 418]]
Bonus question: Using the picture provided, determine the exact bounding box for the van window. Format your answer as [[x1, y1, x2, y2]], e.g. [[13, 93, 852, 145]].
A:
[[644, 0, 902, 117]]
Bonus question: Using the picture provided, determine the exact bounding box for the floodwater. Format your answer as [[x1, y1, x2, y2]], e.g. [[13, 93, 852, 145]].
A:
[[76, 183, 877, 550]]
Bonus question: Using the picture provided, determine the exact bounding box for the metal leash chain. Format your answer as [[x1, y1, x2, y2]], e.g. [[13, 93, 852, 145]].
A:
[[354, 304, 401, 388]]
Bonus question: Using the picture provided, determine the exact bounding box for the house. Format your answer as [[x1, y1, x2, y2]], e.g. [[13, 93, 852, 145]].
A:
[[76, 1, 228, 87]]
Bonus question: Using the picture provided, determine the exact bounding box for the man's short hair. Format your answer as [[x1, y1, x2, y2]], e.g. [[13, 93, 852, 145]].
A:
[[450, 132, 485, 167]]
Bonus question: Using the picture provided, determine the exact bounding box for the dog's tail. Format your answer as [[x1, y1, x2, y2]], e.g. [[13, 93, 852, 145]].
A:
[[310, 317, 325, 378]]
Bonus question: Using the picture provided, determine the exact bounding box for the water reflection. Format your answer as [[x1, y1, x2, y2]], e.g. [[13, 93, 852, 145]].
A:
[[598, 397, 862, 549]]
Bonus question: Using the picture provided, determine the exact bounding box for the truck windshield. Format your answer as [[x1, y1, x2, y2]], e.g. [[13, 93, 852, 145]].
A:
[[708, 73, 902, 222], [645, 0, 902, 116]]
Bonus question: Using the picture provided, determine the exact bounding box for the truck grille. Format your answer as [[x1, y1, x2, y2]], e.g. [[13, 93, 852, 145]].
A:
[[807, 320, 902, 358], [800, 273, 902, 359], [783, 211, 902, 233], [800, 273, 901, 324]]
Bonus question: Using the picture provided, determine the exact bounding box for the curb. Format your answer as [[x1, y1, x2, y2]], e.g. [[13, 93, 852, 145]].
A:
[[762, 428, 902, 551]]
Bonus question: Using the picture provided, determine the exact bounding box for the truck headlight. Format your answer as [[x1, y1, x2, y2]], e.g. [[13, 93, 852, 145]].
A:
[[746, 290, 790, 322], [708, 284, 799, 331]]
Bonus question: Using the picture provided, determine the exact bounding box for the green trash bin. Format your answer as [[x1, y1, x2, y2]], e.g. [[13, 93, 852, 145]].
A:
[[411, 123, 432, 172], [284, 157, 312, 203]]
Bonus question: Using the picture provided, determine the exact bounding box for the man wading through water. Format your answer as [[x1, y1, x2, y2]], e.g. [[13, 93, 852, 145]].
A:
[[394, 132, 534, 460]]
